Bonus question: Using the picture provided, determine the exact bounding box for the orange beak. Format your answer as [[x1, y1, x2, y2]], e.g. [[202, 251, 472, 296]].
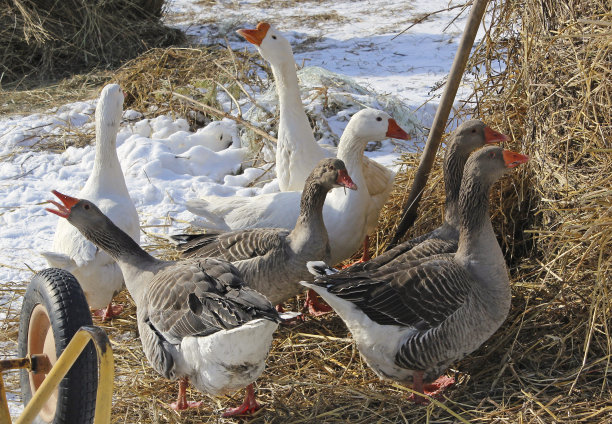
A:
[[337, 169, 358, 190], [236, 22, 270, 46], [386, 118, 411, 140], [484, 126, 510, 144], [502, 150, 529, 168], [46, 190, 79, 218]]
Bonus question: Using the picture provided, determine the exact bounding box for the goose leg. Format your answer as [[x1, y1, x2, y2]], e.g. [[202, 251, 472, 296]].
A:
[[408, 372, 455, 404], [340, 236, 372, 269], [92, 301, 123, 321], [360, 236, 371, 262], [221, 384, 261, 417], [303, 289, 333, 315], [170, 377, 203, 410]]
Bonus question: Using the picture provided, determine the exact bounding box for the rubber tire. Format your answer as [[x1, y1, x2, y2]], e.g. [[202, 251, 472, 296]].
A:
[[18, 268, 98, 424]]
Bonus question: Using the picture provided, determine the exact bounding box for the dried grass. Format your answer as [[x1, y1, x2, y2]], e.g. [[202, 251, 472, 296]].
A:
[[373, 0, 612, 421], [2, 0, 611, 422], [0, 0, 183, 86]]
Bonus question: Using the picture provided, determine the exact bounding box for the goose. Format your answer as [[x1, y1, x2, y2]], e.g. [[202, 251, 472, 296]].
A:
[[46, 190, 288, 417], [41, 84, 140, 320], [173, 158, 357, 315], [186, 108, 409, 268], [302, 146, 529, 403], [348, 119, 509, 272], [235, 22, 411, 260]]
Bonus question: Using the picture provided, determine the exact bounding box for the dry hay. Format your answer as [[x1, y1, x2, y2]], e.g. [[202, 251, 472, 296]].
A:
[[0, 0, 183, 86], [111, 45, 269, 124], [2, 0, 612, 422], [374, 0, 612, 421]]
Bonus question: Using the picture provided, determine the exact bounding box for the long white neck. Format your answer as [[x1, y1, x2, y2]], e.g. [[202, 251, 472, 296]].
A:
[[336, 129, 367, 187], [83, 116, 129, 196], [271, 60, 325, 191]]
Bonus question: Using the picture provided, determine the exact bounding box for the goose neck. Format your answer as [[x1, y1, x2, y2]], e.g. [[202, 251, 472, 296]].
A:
[[271, 61, 302, 112], [337, 130, 367, 161], [87, 120, 127, 191], [456, 171, 494, 256], [291, 180, 329, 243], [72, 213, 155, 294], [442, 139, 465, 227]]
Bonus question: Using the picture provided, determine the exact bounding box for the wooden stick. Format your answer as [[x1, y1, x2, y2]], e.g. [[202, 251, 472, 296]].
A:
[[387, 0, 489, 249], [167, 91, 278, 144]]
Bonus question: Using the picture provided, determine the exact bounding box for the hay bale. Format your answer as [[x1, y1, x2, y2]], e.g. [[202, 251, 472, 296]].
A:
[[375, 0, 611, 419], [0, 0, 183, 85]]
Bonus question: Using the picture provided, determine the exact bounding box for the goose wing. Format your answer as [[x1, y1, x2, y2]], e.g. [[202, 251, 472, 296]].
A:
[[144, 257, 279, 342], [314, 255, 473, 329], [174, 228, 289, 263]]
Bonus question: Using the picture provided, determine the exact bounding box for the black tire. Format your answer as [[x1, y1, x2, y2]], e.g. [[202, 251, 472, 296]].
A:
[[18, 268, 98, 424]]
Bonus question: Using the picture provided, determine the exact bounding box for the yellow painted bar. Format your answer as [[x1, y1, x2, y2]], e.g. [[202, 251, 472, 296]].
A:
[[0, 374, 12, 424], [90, 327, 114, 424], [15, 326, 113, 424]]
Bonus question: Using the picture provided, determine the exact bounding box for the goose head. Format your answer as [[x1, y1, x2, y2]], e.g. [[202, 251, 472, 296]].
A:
[[341, 108, 411, 148], [202, 121, 236, 150], [237, 22, 294, 66], [309, 158, 358, 191], [466, 145, 529, 184], [46, 190, 107, 229], [452, 119, 509, 154], [96, 84, 124, 129]]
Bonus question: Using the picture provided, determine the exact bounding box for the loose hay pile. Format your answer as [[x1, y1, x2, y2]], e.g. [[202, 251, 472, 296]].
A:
[[0, 0, 183, 85], [2, 0, 611, 423], [377, 0, 612, 421]]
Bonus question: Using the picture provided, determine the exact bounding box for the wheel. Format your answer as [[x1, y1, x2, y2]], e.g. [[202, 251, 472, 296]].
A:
[[18, 268, 98, 424]]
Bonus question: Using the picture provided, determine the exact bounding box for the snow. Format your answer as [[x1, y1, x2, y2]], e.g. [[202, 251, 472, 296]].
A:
[[1, 0, 484, 417]]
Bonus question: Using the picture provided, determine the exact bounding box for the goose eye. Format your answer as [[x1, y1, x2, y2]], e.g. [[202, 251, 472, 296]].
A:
[[272, 35, 277, 40], [84, 204, 90, 210], [376, 117, 382, 121]]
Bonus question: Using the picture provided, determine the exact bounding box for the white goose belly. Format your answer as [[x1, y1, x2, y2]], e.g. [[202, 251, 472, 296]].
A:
[[176, 318, 278, 396], [306, 284, 415, 383]]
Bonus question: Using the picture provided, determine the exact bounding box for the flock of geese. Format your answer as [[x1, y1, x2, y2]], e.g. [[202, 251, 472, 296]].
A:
[[41, 22, 529, 417]]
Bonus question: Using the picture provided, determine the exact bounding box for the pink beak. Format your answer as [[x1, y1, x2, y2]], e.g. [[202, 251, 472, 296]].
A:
[[337, 169, 357, 190], [502, 150, 529, 168], [484, 126, 510, 144], [236, 22, 270, 46], [46, 190, 80, 218], [386, 119, 411, 140]]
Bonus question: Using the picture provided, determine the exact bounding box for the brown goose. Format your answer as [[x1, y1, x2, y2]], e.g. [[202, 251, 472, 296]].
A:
[[46, 191, 286, 417], [348, 119, 509, 272], [173, 158, 357, 314], [302, 146, 528, 403]]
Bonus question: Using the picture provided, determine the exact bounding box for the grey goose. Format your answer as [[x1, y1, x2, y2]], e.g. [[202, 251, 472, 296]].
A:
[[302, 146, 529, 403], [173, 158, 357, 314], [348, 119, 509, 272], [46, 190, 286, 417]]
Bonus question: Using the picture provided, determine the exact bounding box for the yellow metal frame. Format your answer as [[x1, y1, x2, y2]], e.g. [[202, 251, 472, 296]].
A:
[[0, 325, 114, 424]]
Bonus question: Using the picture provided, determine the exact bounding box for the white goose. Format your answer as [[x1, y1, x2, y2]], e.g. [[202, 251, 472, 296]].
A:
[[46, 190, 287, 417], [186, 108, 409, 266], [302, 146, 529, 403], [235, 22, 411, 259], [41, 84, 140, 320]]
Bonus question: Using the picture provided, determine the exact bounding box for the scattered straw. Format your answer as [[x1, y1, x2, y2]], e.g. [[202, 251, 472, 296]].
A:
[[2, 0, 611, 422]]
